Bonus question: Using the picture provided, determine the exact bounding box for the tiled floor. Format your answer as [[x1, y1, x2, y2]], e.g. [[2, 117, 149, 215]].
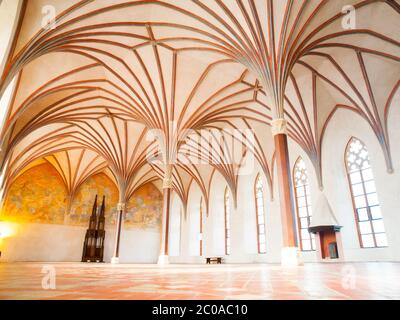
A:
[[0, 262, 399, 300]]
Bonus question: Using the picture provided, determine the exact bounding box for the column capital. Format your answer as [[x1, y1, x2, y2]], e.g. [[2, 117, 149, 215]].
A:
[[162, 177, 173, 189], [117, 202, 126, 211], [271, 118, 288, 136], [163, 164, 173, 189]]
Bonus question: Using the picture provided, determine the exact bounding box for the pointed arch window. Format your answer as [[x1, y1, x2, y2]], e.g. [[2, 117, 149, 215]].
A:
[[199, 197, 203, 256], [293, 158, 316, 251], [224, 188, 231, 255], [345, 138, 387, 248], [255, 175, 266, 254]]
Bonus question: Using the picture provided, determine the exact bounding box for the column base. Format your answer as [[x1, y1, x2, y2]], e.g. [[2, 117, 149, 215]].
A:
[[111, 257, 120, 264], [281, 247, 303, 267], [157, 255, 169, 265]]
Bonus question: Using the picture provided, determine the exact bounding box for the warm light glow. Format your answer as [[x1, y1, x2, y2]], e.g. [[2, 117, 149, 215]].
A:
[[0, 221, 16, 239]]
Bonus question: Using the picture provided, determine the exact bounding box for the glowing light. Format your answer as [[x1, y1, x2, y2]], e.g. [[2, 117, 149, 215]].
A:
[[0, 221, 16, 239]]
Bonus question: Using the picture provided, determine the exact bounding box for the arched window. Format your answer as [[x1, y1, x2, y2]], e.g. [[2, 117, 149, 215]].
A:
[[293, 158, 316, 251], [0, 77, 17, 131], [0, 1, 21, 131], [224, 188, 231, 255], [345, 138, 387, 248], [255, 175, 266, 253], [199, 197, 203, 256]]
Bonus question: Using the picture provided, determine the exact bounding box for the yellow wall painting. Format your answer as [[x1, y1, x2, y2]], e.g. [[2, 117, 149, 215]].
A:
[[1, 162, 162, 230], [68, 173, 119, 227], [1, 163, 67, 224], [124, 183, 163, 230]]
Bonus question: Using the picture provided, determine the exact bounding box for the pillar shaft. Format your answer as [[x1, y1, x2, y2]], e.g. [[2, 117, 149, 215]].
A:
[[274, 133, 297, 247], [111, 202, 125, 263], [271, 118, 298, 250], [159, 187, 171, 256], [113, 209, 123, 257]]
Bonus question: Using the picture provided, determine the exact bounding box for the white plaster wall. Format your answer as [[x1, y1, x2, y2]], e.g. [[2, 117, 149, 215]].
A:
[[1, 221, 161, 263], [178, 194, 191, 260], [2, 100, 400, 264], [0, 0, 22, 76], [173, 105, 400, 264], [171, 158, 283, 264], [168, 193, 182, 257], [0, 0, 22, 133], [187, 184, 201, 257], [232, 160, 282, 263], [0, 222, 86, 262], [319, 108, 400, 262], [286, 105, 400, 263], [104, 224, 161, 264], [208, 171, 226, 257], [169, 191, 204, 264], [263, 164, 284, 263]]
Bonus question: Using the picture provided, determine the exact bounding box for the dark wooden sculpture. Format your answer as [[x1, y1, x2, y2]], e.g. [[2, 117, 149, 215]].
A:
[[95, 196, 106, 262], [82, 195, 106, 262]]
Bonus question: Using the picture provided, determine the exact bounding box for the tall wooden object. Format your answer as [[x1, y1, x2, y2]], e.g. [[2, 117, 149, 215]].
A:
[[95, 196, 106, 262], [82, 195, 106, 262]]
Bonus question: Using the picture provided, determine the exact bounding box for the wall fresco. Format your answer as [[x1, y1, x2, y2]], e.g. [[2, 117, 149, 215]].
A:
[[124, 183, 162, 230], [68, 173, 119, 227], [1, 163, 162, 231], [1, 163, 67, 224]]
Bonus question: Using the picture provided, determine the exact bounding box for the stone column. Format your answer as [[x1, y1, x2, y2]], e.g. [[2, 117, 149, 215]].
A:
[[158, 164, 172, 265], [111, 201, 125, 264], [271, 118, 301, 266]]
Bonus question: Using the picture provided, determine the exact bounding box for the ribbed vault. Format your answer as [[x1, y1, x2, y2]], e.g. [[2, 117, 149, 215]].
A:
[[0, 0, 399, 211]]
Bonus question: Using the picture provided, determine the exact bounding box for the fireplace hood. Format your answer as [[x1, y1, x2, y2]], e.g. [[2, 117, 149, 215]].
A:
[[308, 193, 342, 233]]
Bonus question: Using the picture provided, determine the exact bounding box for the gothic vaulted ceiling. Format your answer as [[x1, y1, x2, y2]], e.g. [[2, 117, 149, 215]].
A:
[[0, 0, 399, 209]]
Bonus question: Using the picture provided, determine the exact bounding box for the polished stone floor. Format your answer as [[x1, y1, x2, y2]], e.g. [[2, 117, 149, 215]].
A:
[[0, 262, 399, 300]]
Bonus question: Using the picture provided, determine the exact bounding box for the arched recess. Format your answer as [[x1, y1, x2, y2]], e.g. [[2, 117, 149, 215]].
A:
[[1, 162, 67, 224], [187, 182, 202, 257], [320, 106, 393, 256], [254, 174, 267, 254], [292, 157, 316, 252], [385, 86, 400, 170], [320, 106, 391, 188], [0, 0, 23, 76], [124, 182, 162, 230], [69, 172, 119, 227], [0, 76, 18, 138], [345, 137, 387, 248], [224, 187, 231, 256], [207, 170, 226, 256], [169, 191, 183, 257], [235, 163, 270, 256], [0, 0, 23, 140]]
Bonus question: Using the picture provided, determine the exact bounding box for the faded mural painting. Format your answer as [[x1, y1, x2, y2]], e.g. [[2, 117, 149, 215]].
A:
[[1, 162, 163, 230], [124, 183, 163, 230], [68, 173, 119, 227], [1, 163, 67, 224]]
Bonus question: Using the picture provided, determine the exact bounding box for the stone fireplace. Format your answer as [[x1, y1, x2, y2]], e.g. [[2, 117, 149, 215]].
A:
[[309, 194, 343, 261]]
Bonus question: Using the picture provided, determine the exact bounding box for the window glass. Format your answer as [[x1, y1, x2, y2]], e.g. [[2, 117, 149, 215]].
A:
[[293, 158, 315, 251], [255, 176, 267, 254], [346, 138, 387, 248], [224, 188, 231, 255]]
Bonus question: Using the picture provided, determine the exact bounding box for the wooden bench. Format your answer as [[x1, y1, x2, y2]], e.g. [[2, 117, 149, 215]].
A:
[[206, 257, 222, 264]]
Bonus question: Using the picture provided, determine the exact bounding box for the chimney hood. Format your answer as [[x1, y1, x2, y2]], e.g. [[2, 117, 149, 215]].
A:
[[308, 193, 342, 233]]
